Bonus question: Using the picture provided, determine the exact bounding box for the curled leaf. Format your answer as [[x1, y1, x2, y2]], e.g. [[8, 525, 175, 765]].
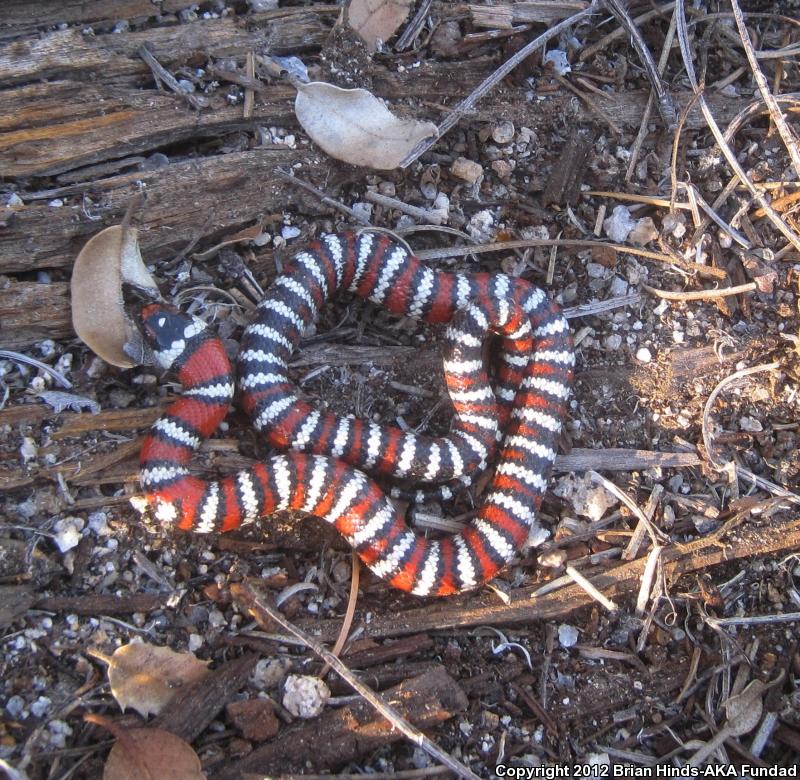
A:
[[294, 81, 437, 170], [346, 0, 413, 53], [71, 225, 159, 368], [105, 642, 210, 718]]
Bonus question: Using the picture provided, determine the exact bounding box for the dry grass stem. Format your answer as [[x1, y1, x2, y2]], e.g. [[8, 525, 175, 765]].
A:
[[675, 0, 800, 253]]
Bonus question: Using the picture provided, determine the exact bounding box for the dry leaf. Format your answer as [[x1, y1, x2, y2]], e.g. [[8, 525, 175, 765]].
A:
[[71, 225, 159, 368], [346, 0, 413, 53], [104, 726, 205, 780], [294, 82, 437, 170], [106, 643, 210, 718]]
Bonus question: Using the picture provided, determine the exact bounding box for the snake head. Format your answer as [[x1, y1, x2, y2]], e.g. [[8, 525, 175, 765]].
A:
[[139, 303, 207, 370]]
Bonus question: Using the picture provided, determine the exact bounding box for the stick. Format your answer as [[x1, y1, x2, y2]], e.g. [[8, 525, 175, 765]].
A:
[[230, 583, 480, 780]]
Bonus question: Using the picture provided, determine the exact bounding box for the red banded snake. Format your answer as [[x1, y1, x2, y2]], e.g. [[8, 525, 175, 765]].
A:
[[138, 231, 574, 596]]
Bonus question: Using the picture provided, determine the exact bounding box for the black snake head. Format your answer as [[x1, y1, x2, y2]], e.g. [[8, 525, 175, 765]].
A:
[[139, 303, 207, 371]]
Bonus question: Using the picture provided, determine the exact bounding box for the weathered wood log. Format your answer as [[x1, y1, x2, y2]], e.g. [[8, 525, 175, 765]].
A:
[[154, 653, 259, 743], [0, 280, 72, 349], [1, 148, 312, 273], [35, 592, 171, 614], [0, 80, 297, 178], [0, 1, 198, 39], [0, 9, 334, 87]]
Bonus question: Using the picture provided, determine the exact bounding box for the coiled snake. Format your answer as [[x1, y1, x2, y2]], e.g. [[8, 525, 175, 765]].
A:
[[138, 231, 574, 596]]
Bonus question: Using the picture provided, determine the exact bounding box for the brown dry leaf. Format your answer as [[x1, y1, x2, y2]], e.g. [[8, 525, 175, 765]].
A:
[[295, 82, 438, 170], [106, 643, 210, 718], [346, 0, 413, 53], [103, 727, 205, 780], [71, 225, 159, 368]]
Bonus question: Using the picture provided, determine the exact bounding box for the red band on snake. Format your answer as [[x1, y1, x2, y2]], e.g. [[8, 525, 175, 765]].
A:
[[138, 231, 574, 596]]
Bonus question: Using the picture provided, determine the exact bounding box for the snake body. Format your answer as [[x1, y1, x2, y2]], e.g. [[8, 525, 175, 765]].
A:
[[138, 231, 573, 596]]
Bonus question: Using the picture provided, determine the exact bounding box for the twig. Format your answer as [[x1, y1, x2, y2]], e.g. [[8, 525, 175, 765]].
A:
[[394, 0, 433, 51], [564, 564, 619, 612], [231, 582, 480, 780], [243, 51, 256, 119], [669, 86, 704, 211], [635, 545, 662, 616], [400, 1, 600, 167], [274, 169, 372, 226], [642, 281, 757, 301], [626, 6, 678, 180], [588, 470, 667, 546], [683, 182, 751, 249], [137, 44, 207, 110], [675, 1, 800, 253], [602, 0, 676, 128], [730, 0, 800, 181], [585, 190, 691, 211], [414, 237, 728, 279], [551, 73, 622, 135], [707, 612, 800, 628], [623, 484, 664, 561], [364, 191, 446, 224], [581, 2, 676, 61], [0, 350, 72, 389]]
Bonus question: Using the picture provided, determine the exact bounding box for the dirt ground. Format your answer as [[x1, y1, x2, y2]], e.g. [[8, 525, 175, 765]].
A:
[[1, 1, 800, 777]]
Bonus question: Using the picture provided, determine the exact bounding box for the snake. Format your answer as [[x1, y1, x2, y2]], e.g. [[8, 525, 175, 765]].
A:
[[137, 231, 574, 596]]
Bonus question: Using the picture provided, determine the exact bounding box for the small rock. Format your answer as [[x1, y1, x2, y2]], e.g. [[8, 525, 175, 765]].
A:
[[283, 675, 330, 719], [281, 225, 301, 240], [48, 199, 64, 208], [553, 473, 618, 522], [538, 549, 567, 568], [30, 696, 51, 718], [635, 347, 652, 363], [451, 156, 483, 184], [585, 262, 606, 279], [6, 695, 25, 718], [491, 159, 514, 180], [432, 192, 450, 222], [187, 633, 203, 652], [226, 698, 280, 741], [252, 658, 291, 690], [491, 121, 515, 145], [609, 276, 629, 297], [20, 437, 37, 463], [668, 474, 684, 493], [88, 512, 110, 536], [662, 212, 686, 239], [739, 415, 763, 433], [467, 209, 495, 243], [558, 624, 579, 647], [543, 48, 571, 75], [331, 560, 351, 583], [53, 517, 84, 552], [603, 205, 636, 242], [628, 217, 658, 246], [604, 334, 623, 351]]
